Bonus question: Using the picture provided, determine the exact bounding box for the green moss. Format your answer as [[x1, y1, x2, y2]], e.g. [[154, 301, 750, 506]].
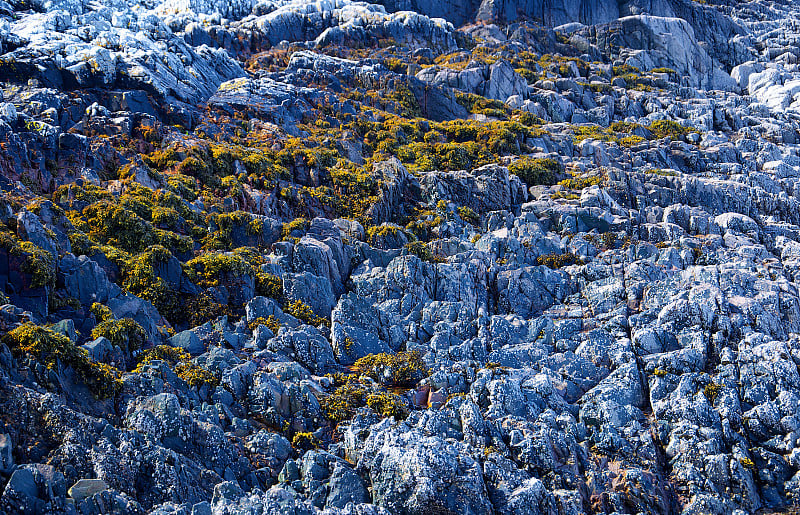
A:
[[609, 121, 643, 134], [166, 174, 199, 201], [175, 361, 219, 389], [281, 218, 310, 240], [404, 241, 444, 263], [16, 242, 55, 288], [67, 231, 100, 257], [456, 206, 479, 225], [558, 175, 604, 190], [143, 148, 181, 171], [319, 379, 367, 423], [90, 302, 114, 322], [151, 207, 181, 230], [256, 272, 283, 300], [644, 168, 678, 176], [135, 345, 191, 369], [329, 163, 380, 223], [348, 115, 536, 174], [119, 245, 184, 323], [185, 251, 254, 288], [703, 382, 722, 403], [248, 316, 276, 332], [612, 64, 652, 91], [53, 183, 113, 207], [204, 211, 266, 250], [135, 344, 218, 389], [80, 201, 156, 253], [455, 92, 512, 118], [367, 224, 408, 246], [247, 314, 281, 333], [619, 135, 646, 147]]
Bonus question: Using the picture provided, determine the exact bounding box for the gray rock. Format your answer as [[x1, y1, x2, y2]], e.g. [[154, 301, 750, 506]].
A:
[[0, 434, 12, 474], [169, 329, 205, 356], [331, 292, 403, 364], [325, 462, 368, 509], [591, 15, 736, 91], [266, 326, 337, 375], [59, 254, 121, 306], [16, 210, 58, 259], [282, 271, 336, 319], [1, 468, 38, 512], [50, 318, 78, 342], [416, 59, 528, 102], [496, 265, 574, 318], [421, 164, 527, 214], [477, 0, 618, 25], [82, 336, 120, 364], [359, 422, 494, 515], [107, 292, 166, 345], [366, 158, 421, 224], [68, 478, 109, 502]]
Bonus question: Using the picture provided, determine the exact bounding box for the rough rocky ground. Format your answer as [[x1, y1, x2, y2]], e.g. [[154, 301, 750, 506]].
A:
[[0, 0, 799, 513]]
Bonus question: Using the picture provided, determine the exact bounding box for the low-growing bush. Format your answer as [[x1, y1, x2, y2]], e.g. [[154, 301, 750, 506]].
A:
[[3, 323, 122, 398], [285, 299, 328, 327], [508, 157, 561, 186], [404, 241, 445, 263], [91, 318, 147, 353], [319, 380, 367, 423], [366, 392, 407, 419], [536, 252, 578, 269], [354, 350, 429, 387], [648, 120, 692, 140]]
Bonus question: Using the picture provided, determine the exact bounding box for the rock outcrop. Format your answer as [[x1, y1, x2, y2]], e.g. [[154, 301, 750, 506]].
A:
[[1, 0, 800, 514]]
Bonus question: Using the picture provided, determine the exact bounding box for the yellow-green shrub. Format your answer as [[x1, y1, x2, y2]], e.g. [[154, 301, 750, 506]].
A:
[[3, 323, 122, 398], [508, 157, 561, 186], [91, 318, 147, 353], [354, 350, 429, 386]]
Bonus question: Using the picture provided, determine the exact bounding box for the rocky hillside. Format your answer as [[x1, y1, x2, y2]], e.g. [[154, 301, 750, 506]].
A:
[[0, 0, 799, 513]]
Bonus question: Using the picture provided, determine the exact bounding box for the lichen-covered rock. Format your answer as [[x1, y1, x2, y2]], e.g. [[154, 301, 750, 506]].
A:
[[358, 421, 494, 515], [421, 164, 528, 214], [1, 0, 800, 513]]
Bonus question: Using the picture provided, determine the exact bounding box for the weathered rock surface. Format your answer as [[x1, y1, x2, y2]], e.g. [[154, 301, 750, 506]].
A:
[[1, 0, 800, 514]]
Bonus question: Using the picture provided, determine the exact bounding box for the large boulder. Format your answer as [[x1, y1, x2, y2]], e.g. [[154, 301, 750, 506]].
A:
[[5, 6, 246, 107], [359, 421, 494, 515], [266, 326, 337, 375], [375, 0, 482, 27], [420, 164, 527, 214], [282, 271, 336, 319], [59, 254, 121, 306], [591, 15, 736, 91], [416, 60, 528, 102], [157, 0, 258, 20], [331, 292, 404, 364], [496, 265, 575, 318], [477, 0, 619, 25], [366, 158, 421, 224]]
